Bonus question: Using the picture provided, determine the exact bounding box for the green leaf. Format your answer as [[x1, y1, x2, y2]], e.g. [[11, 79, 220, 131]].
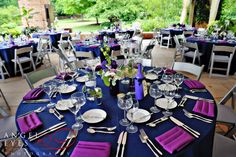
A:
[[103, 76, 110, 86]]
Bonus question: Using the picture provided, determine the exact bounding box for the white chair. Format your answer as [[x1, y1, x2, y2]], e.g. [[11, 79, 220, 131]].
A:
[[173, 35, 188, 61], [11, 46, 36, 77], [182, 42, 203, 64], [141, 39, 156, 59], [75, 51, 94, 68], [209, 45, 236, 77], [132, 35, 143, 52], [58, 43, 77, 71], [32, 37, 52, 67], [0, 88, 10, 110], [24, 66, 58, 89], [58, 33, 71, 44], [160, 30, 172, 48], [172, 62, 204, 80], [213, 85, 236, 157], [0, 57, 10, 80]]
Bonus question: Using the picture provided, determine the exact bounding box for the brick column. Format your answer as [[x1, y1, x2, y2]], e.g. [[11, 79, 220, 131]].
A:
[[18, 0, 55, 29]]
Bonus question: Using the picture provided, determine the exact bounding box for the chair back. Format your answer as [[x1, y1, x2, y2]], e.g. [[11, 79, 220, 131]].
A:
[[218, 84, 236, 110], [68, 39, 80, 54], [183, 42, 198, 50], [58, 43, 75, 70], [24, 66, 57, 89], [212, 45, 236, 55], [172, 62, 204, 80], [15, 46, 33, 56], [174, 35, 181, 49], [60, 33, 71, 42]]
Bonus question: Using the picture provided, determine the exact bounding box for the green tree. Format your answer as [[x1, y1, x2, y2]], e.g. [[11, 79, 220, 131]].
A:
[[55, 0, 96, 16], [0, 0, 18, 7]]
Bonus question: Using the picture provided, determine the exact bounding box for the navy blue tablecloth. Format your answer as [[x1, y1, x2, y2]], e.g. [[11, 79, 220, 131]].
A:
[[15, 71, 217, 157], [186, 36, 236, 74], [32, 33, 61, 48], [0, 42, 37, 77]]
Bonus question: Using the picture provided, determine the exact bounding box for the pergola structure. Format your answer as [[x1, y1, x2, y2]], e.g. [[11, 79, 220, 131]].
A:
[[180, 0, 221, 26]]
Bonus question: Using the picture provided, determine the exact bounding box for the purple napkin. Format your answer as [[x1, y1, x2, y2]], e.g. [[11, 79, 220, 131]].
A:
[[193, 100, 215, 117], [184, 80, 205, 89], [155, 126, 194, 154], [55, 72, 72, 81], [17, 112, 43, 134], [89, 45, 99, 48], [23, 88, 44, 100], [165, 69, 176, 74], [70, 141, 111, 157]]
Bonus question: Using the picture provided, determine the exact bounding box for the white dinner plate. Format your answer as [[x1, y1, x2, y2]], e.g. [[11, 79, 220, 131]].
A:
[[145, 73, 158, 80], [127, 108, 151, 123], [76, 75, 89, 83], [82, 109, 107, 124], [158, 84, 177, 91], [55, 99, 73, 111], [59, 85, 76, 94], [155, 98, 177, 109]]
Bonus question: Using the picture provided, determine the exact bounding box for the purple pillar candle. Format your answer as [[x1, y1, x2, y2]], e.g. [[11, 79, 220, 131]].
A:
[[135, 63, 144, 100]]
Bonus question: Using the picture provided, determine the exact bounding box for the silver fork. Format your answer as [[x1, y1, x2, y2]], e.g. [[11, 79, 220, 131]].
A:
[[183, 109, 213, 123], [17, 106, 46, 118]]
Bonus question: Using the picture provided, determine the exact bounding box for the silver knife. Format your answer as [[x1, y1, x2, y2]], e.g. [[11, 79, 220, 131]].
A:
[[140, 129, 162, 155], [139, 134, 159, 157], [60, 129, 78, 156], [116, 131, 124, 157], [185, 95, 214, 102], [121, 132, 127, 157], [170, 116, 200, 138], [22, 99, 50, 104], [29, 122, 66, 141]]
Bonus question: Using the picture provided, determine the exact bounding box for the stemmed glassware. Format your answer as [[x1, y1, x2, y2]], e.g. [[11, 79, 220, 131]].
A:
[[163, 89, 175, 116], [149, 84, 162, 113], [42, 81, 56, 107], [174, 73, 184, 98], [126, 98, 139, 133], [161, 73, 173, 87], [69, 92, 86, 130], [67, 71, 77, 87], [117, 94, 133, 126]]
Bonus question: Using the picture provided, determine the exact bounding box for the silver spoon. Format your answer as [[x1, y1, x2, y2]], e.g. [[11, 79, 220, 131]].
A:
[[87, 128, 115, 134], [49, 108, 61, 120], [147, 117, 168, 127], [89, 126, 116, 131], [53, 108, 64, 119]]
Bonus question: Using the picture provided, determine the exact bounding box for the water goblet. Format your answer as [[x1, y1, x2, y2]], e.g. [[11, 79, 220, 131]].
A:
[[126, 98, 139, 133], [149, 84, 162, 113], [42, 81, 56, 107], [174, 73, 184, 98], [69, 92, 86, 130], [162, 89, 175, 116], [161, 73, 173, 86], [117, 94, 133, 126]]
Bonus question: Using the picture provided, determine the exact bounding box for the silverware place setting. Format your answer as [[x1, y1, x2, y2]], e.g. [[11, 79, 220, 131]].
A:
[[116, 131, 127, 157], [17, 106, 46, 118], [88, 126, 117, 131], [146, 116, 168, 127], [55, 129, 78, 156], [28, 122, 67, 142], [139, 129, 162, 156], [87, 128, 115, 134], [170, 116, 200, 138], [183, 109, 213, 123], [22, 99, 50, 104]]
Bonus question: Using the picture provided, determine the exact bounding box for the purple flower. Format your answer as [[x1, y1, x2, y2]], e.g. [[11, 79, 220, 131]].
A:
[[111, 60, 118, 69], [101, 60, 108, 70], [95, 65, 102, 71]]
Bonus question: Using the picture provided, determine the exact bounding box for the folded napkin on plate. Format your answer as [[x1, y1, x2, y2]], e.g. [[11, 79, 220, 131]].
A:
[[193, 100, 215, 117], [155, 126, 194, 154], [184, 80, 205, 89], [55, 72, 72, 81], [17, 112, 43, 134], [70, 141, 111, 157], [23, 88, 44, 100]]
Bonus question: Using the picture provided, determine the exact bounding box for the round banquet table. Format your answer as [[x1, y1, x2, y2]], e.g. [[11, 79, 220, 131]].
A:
[[15, 69, 217, 157], [0, 41, 37, 77], [186, 36, 236, 74]]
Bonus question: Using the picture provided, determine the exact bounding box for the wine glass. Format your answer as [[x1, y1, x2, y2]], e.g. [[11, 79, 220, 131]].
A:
[[67, 71, 78, 87], [161, 73, 173, 87], [149, 84, 162, 113], [69, 92, 86, 130], [162, 89, 175, 116], [126, 98, 139, 133], [174, 73, 184, 98], [117, 94, 133, 126], [42, 81, 56, 107], [153, 67, 163, 84]]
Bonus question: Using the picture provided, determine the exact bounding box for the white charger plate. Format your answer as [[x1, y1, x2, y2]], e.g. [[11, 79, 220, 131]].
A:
[[127, 108, 151, 123], [145, 73, 158, 80], [155, 98, 177, 109], [82, 109, 107, 124], [55, 99, 73, 111], [59, 85, 76, 94], [76, 75, 89, 83], [158, 84, 177, 91]]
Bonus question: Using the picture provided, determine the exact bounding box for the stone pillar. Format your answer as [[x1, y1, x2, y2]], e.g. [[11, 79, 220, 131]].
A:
[[180, 0, 191, 24], [18, 0, 55, 29], [208, 0, 221, 24]]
